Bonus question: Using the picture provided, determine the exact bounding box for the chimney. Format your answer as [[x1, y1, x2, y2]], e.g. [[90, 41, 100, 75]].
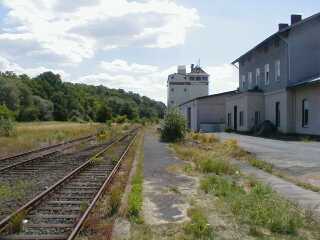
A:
[[191, 64, 194, 72], [177, 65, 186, 75], [291, 14, 302, 25], [278, 23, 289, 31]]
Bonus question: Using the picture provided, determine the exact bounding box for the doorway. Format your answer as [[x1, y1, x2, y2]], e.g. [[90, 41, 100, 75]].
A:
[[187, 107, 191, 129], [233, 106, 238, 131], [275, 102, 280, 128]]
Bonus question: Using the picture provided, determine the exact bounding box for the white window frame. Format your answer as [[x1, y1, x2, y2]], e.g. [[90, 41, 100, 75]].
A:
[[255, 68, 260, 86], [264, 64, 270, 85], [275, 60, 281, 82], [248, 72, 252, 89], [241, 75, 246, 88]]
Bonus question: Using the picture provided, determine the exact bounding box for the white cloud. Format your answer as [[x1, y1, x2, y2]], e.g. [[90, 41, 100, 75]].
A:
[[77, 60, 175, 102], [1, 0, 201, 64], [0, 56, 69, 79], [77, 60, 238, 104], [207, 64, 239, 94]]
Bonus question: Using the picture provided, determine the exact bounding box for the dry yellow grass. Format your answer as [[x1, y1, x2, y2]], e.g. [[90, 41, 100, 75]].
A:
[[0, 121, 104, 157]]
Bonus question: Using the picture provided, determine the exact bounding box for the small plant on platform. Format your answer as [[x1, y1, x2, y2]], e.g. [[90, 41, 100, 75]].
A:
[[248, 157, 273, 173], [127, 156, 143, 223], [197, 158, 236, 175], [160, 109, 187, 142], [184, 208, 215, 239]]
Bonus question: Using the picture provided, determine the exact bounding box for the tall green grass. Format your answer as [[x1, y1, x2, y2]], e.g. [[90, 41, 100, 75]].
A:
[[201, 175, 304, 235]]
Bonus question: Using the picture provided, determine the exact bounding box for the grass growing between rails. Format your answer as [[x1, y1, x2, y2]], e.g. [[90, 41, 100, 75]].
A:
[[0, 181, 33, 215], [0, 121, 104, 157], [171, 133, 320, 240]]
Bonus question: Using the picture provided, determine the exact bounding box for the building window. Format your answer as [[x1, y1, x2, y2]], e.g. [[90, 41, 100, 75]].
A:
[[190, 77, 194, 80], [241, 75, 246, 88], [275, 60, 281, 81], [254, 111, 261, 126], [171, 100, 174, 104], [171, 88, 174, 92], [302, 99, 309, 127], [256, 68, 260, 86], [227, 113, 232, 128], [202, 77, 208, 81], [248, 72, 252, 89], [239, 111, 244, 127], [196, 77, 201, 81], [275, 101, 280, 128], [184, 88, 187, 92], [265, 64, 270, 85]]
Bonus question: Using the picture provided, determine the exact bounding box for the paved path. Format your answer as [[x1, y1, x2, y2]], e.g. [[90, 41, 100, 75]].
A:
[[216, 133, 320, 186], [234, 161, 320, 221], [143, 130, 197, 225]]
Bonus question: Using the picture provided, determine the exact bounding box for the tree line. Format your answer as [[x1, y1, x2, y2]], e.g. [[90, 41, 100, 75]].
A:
[[0, 71, 166, 123]]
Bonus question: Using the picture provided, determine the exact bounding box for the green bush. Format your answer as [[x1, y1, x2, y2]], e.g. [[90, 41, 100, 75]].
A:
[[0, 118, 16, 137], [224, 128, 233, 133], [0, 104, 14, 120], [0, 105, 16, 137], [113, 115, 128, 124], [160, 109, 187, 142]]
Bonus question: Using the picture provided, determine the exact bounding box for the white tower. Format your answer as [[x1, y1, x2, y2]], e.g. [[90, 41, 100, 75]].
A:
[[167, 64, 209, 108]]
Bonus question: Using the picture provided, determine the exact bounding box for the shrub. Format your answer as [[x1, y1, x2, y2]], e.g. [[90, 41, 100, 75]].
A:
[[0, 117, 16, 137], [113, 115, 128, 124], [224, 128, 233, 133], [160, 109, 187, 142]]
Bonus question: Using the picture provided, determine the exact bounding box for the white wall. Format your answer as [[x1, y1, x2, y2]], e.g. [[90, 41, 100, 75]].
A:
[[264, 89, 290, 133], [293, 85, 320, 135]]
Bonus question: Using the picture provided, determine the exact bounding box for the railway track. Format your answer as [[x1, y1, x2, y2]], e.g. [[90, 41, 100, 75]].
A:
[[0, 137, 117, 222], [0, 135, 95, 172], [0, 129, 138, 240]]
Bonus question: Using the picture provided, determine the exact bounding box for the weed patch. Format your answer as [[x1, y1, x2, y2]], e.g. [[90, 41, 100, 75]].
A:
[[184, 208, 215, 240], [127, 132, 144, 223], [201, 175, 304, 235]]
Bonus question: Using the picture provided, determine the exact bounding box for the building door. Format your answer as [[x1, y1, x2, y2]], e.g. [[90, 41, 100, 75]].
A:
[[275, 102, 280, 128], [254, 111, 260, 126], [233, 106, 238, 131], [187, 107, 191, 129]]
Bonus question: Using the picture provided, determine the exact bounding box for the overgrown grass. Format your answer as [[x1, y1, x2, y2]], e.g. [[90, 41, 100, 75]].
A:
[[0, 181, 32, 202], [127, 153, 144, 223], [171, 143, 237, 176], [0, 122, 104, 156], [247, 157, 274, 173], [171, 132, 320, 239], [200, 175, 304, 235]]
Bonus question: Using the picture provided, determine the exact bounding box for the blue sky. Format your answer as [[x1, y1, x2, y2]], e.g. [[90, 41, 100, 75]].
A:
[[0, 0, 319, 103]]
